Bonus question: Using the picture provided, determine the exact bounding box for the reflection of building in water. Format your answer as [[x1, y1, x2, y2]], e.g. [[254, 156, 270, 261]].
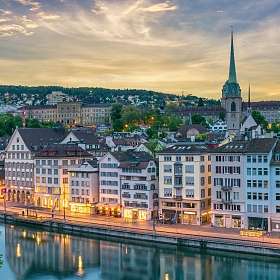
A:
[[159, 251, 212, 280], [100, 240, 160, 280], [5, 225, 100, 279]]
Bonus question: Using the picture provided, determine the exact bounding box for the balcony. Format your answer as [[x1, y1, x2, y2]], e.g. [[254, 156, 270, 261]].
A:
[[221, 186, 233, 192], [222, 199, 233, 204], [173, 195, 183, 201]]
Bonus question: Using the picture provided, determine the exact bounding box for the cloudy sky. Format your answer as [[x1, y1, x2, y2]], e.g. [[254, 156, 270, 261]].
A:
[[0, 0, 279, 100]]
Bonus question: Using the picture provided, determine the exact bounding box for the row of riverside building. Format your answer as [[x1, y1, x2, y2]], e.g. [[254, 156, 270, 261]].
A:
[[2, 126, 280, 232]]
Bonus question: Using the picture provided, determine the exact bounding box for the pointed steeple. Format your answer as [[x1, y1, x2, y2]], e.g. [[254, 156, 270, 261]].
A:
[[247, 83, 252, 114], [228, 31, 237, 83]]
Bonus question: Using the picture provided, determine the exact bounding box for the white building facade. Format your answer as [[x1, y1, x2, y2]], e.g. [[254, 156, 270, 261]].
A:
[[158, 144, 212, 225], [68, 160, 99, 214], [98, 151, 158, 220], [212, 138, 278, 231], [34, 144, 91, 211]]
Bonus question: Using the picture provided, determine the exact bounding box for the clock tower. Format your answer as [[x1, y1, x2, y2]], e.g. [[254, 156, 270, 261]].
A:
[[221, 32, 242, 135]]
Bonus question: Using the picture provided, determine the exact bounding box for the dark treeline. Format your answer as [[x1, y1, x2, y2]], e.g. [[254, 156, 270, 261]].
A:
[[0, 85, 173, 105]]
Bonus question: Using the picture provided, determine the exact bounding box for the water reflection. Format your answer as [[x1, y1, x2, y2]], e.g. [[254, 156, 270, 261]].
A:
[[2, 224, 280, 280]]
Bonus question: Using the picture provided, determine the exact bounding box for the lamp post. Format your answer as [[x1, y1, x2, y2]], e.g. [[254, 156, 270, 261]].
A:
[[63, 185, 66, 221]]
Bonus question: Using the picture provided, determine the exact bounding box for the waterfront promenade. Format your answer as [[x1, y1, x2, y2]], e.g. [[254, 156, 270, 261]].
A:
[[1, 203, 280, 256]]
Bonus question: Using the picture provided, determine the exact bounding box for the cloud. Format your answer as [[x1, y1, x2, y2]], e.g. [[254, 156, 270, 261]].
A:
[[141, 1, 177, 13], [36, 11, 60, 20], [0, 23, 33, 37], [15, 0, 41, 11]]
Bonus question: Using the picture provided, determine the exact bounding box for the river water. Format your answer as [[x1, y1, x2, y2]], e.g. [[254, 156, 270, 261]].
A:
[[0, 223, 279, 280]]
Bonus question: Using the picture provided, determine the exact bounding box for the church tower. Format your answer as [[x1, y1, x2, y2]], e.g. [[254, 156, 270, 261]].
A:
[[221, 32, 242, 135]]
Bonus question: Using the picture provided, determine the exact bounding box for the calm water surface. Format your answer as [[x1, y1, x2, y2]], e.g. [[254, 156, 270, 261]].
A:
[[0, 223, 280, 280]]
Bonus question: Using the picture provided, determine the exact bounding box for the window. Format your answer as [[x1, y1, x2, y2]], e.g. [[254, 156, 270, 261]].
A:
[[200, 177, 205, 186], [231, 101, 236, 112], [276, 193, 280, 200], [263, 156, 268, 163], [164, 156, 171, 161], [263, 168, 268, 176], [185, 176, 194, 186], [164, 176, 172, 185], [176, 156, 181, 162], [276, 181, 280, 188], [258, 155, 262, 163], [185, 165, 194, 174], [252, 193, 257, 200], [252, 156, 256, 163], [201, 189, 205, 198], [258, 193, 262, 200], [54, 178, 58, 184], [216, 191, 222, 199], [247, 192, 251, 200], [163, 165, 172, 172], [247, 168, 251, 176], [264, 193, 268, 200], [247, 180, 252, 188], [276, 168, 280, 176], [258, 168, 262, 176], [200, 156, 205, 161], [247, 156, 251, 163], [200, 165, 205, 173], [163, 188, 172, 197], [276, 206, 280, 213], [186, 189, 194, 198]]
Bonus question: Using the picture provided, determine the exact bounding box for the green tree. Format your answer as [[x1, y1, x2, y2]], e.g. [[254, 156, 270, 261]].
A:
[[166, 115, 183, 132], [0, 114, 23, 136], [121, 106, 142, 125], [252, 111, 268, 128], [191, 114, 207, 127], [111, 103, 123, 131]]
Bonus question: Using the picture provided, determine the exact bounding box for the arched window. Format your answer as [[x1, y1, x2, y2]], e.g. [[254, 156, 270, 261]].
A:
[[231, 101, 236, 112]]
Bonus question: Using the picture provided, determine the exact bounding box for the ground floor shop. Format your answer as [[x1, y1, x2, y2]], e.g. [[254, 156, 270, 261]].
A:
[[212, 213, 243, 228], [95, 204, 122, 217], [123, 208, 151, 221]]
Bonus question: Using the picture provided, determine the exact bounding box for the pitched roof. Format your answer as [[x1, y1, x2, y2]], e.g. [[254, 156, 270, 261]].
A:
[[159, 143, 210, 154], [70, 128, 99, 144], [35, 144, 91, 158], [213, 138, 277, 154], [18, 128, 66, 152], [110, 151, 153, 169]]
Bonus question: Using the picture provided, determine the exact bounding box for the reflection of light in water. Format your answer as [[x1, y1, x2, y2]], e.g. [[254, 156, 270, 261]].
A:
[[76, 255, 84, 277], [164, 273, 170, 280], [16, 243, 21, 258], [36, 236, 41, 246], [22, 230, 27, 238], [125, 246, 128, 255]]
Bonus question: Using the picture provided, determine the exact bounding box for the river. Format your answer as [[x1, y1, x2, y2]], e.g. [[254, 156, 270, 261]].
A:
[[0, 223, 279, 280]]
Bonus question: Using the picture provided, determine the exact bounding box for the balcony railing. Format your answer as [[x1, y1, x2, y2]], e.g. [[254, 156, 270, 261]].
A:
[[222, 199, 233, 204], [173, 195, 183, 201], [221, 186, 233, 192]]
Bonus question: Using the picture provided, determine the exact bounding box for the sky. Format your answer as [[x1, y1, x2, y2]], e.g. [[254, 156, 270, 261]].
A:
[[0, 0, 279, 100]]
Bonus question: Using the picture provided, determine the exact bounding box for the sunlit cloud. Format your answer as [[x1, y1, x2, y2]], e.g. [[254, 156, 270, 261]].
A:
[[0, 0, 278, 100], [15, 0, 41, 11]]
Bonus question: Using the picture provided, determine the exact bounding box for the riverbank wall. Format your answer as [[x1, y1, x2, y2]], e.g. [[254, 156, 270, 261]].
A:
[[1, 212, 280, 257]]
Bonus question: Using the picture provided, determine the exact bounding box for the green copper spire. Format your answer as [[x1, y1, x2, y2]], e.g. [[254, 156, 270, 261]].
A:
[[228, 31, 237, 83]]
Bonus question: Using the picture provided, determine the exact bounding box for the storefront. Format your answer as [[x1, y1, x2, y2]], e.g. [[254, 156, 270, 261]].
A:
[[95, 204, 121, 217], [70, 203, 92, 214], [214, 215, 224, 227], [271, 220, 280, 232], [248, 217, 268, 231], [123, 208, 149, 221], [232, 215, 241, 228], [182, 211, 197, 225]]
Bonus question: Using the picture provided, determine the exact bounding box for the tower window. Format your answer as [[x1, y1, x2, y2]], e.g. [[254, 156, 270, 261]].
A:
[[231, 102, 236, 112]]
